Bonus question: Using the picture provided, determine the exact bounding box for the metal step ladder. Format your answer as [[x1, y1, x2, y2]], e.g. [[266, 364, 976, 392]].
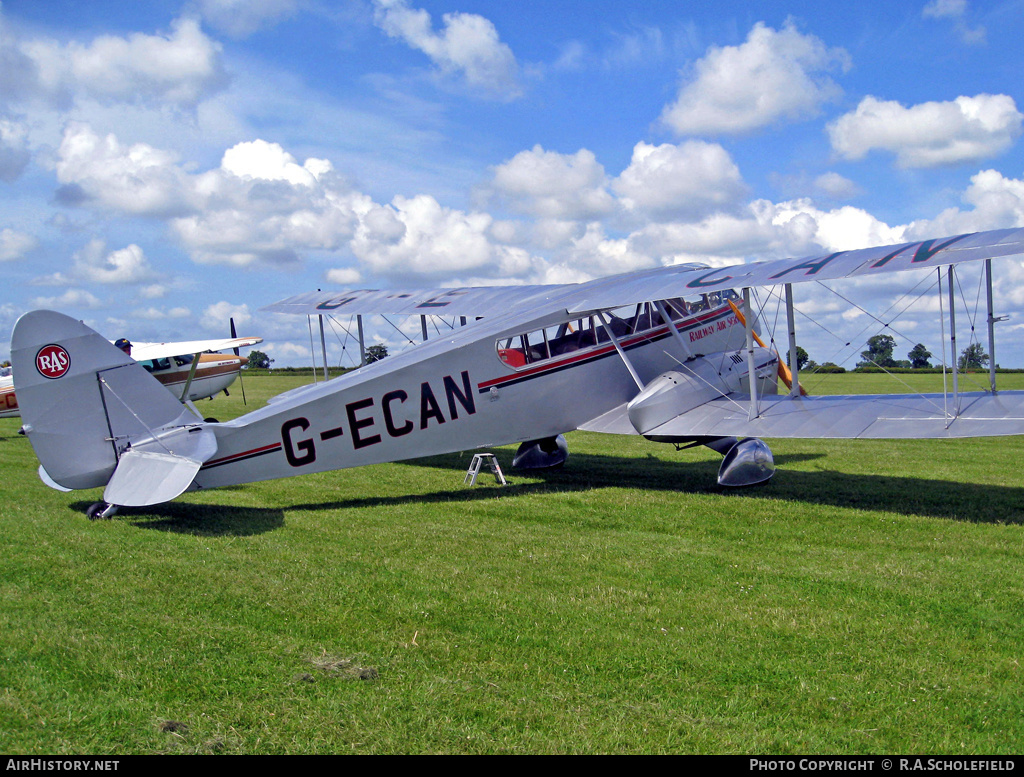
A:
[[464, 453, 507, 486]]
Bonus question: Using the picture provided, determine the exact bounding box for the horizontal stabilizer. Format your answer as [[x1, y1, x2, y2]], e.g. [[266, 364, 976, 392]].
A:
[[638, 391, 1024, 440], [104, 449, 204, 507]]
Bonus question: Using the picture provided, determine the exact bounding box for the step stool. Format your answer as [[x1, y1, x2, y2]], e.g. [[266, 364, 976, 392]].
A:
[[464, 453, 507, 486]]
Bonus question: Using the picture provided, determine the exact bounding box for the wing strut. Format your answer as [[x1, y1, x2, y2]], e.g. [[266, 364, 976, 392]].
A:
[[357, 314, 367, 367], [947, 266, 960, 419], [985, 259, 1007, 393], [743, 288, 759, 421], [653, 300, 695, 360], [785, 284, 801, 398], [179, 350, 202, 402], [318, 313, 329, 381], [596, 311, 645, 391]]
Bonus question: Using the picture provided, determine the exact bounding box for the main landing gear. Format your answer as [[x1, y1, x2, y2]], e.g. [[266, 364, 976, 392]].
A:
[[86, 501, 119, 520]]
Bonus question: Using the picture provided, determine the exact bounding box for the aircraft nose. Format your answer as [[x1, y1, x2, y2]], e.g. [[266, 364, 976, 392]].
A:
[[238, 356, 249, 367]]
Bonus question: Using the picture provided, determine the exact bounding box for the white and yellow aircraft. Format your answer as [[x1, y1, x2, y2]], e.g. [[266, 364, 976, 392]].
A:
[[128, 336, 262, 403], [11, 227, 1024, 519], [0, 335, 262, 420]]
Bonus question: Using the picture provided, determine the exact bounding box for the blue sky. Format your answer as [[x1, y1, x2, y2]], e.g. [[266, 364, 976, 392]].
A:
[[3, 0, 1024, 369]]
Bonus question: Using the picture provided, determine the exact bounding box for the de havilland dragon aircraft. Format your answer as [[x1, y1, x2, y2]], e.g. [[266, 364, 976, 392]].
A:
[[11, 227, 1024, 519]]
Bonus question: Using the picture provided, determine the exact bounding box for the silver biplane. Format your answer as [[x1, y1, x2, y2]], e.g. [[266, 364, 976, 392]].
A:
[[11, 227, 1024, 519]]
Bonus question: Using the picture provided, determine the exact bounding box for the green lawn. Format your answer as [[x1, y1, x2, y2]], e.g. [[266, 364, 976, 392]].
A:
[[1, 372, 1022, 754]]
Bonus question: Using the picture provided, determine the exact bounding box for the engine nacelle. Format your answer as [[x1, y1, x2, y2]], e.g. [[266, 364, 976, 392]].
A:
[[626, 348, 779, 435]]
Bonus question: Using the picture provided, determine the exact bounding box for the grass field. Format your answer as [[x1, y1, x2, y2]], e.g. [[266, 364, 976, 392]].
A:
[[1, 372, 1022, 754]]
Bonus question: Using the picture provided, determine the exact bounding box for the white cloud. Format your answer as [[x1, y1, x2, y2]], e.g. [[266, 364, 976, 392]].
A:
[[55, 123, 197, 215], [132, 306, 192, 320], [372, 0, 521, 99], [220, 139, 332, 187], [661, 21, 849, 135], [828, 94, 1022, 168], [813, 172, 860, 200], [906, 169, 1024, 236], [487, 145, 614, 220], [0, 120, 30, 181], [922, 0, 985, 45], [351, 194, 499, 277], [68, 17, 227, 106], [197, 0, 299, 38], [31, 288, 103, 309], [75, 240, 157, 284], [9, 16, 227, 109], [612, 141, 747, 220], [325, 267, 363, 285], [0, 228, 36, 261], [32, 239, 158, 286], [202, 301, 252, 332]]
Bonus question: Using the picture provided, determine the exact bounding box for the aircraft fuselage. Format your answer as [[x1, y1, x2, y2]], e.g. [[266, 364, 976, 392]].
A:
[[193, 297, 751, 490]]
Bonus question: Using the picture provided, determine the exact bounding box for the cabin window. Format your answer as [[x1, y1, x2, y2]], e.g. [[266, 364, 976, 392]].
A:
[[173, 354, 194, 367], [140, 358, 171, 373], [494, 292, 740, 370]]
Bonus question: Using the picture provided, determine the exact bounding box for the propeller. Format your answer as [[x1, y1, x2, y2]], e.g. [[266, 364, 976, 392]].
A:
[[231, 317, 248, 405]]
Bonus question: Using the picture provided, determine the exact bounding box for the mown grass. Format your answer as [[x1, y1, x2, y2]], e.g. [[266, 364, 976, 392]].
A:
[[0, 372, 1022, 754]]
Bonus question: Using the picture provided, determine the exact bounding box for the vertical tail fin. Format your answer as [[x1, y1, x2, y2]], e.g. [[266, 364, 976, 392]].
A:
[[12, 310, 205, 494]]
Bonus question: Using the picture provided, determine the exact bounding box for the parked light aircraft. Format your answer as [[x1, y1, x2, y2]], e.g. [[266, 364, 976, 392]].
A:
[[129, 337, 263, 403], [11, 227, 1024, 519], [0, 366, 14, 419], [0, 336, 262, 420]]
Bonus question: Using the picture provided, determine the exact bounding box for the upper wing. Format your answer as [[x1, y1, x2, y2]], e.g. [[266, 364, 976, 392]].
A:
[[261, 227, 1024, 319], [260, 285, 564, 317], [560, 227, 1024, 315], [130, 336, 263, 362]]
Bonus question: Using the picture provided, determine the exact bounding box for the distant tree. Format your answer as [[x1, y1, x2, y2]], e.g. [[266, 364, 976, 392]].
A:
[[365, 344, 389, 363], [787, 346, 810, 371], [858, 334, 897, 368], [908, 343, 932, 369], [247, 349, 273, 369], [958, 343, 989, 371]]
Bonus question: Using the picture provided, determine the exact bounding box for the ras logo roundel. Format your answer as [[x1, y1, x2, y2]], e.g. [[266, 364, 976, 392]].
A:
[[36, 344, 71, 379]]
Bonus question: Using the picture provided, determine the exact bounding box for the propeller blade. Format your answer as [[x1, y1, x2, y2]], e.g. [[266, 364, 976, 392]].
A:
[[230, 317, 247, 404]]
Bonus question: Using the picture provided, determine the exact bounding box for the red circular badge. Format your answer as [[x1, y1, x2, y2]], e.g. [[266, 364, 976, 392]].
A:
[[36, 344, 71, 379]]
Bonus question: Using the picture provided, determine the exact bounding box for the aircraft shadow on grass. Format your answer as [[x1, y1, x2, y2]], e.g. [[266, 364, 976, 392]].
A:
[[69, 449, 1024, 533], [389, 450, 1024, 526], [70, 492, 285, 537]]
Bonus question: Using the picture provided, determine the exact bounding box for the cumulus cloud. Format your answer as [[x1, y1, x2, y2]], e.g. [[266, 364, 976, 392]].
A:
[[55, 123, 197, 215], [31, 288, 103, 309], [75, 240, 157, 284], [352, 194, 505, 277], [33, 239, 157, 286], [907, 169, 1024, 236], [202, 301, 252, 332], [0, 228, 36, 261], [828, 94, 1023, 168], [813, 172, 861, 200], [612, 141, 748, 220], [487, 145, 614, 220], [325, 267, 363, 285], [197, 0, 299, 38], [922, 0, 985, 45], [372, 0, 521, 99], [0, 120, 30, 181], [132, 306, 191, 320], [4, 15, 227, 109], [661, 21, 849, 135], [65, 17, 228, 106]]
